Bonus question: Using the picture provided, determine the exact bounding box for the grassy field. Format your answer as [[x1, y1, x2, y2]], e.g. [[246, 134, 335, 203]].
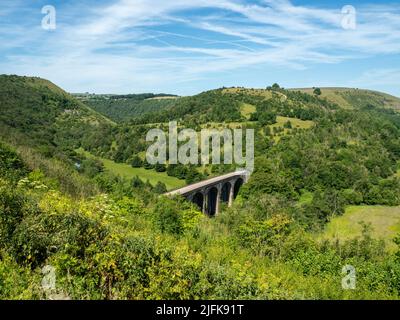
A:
[[222, 87, 400, 111], [272, 116, 314, 130], [222, 87, 273, 98], [222, 87, 287, 101], [240, 103, 256, 119], [321, 206, 400, 251], [146, 96, 179, 101], [269, 116, 314, 142], [293, 88, 354, 109], [77, 149, 186, 191], [292, 87, 400, 110]]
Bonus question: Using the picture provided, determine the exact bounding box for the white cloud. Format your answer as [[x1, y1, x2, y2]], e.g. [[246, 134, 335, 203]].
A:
[[0, 0, 399, 94]]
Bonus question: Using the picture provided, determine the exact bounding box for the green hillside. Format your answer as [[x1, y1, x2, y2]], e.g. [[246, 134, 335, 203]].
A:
[[129, 85, 400, 127], [131, 89, 243, 125], [0, 75, 114, 151], [292, 87, 400, 110], [80, 93, 178, 122], [0, 75, 190, 193]]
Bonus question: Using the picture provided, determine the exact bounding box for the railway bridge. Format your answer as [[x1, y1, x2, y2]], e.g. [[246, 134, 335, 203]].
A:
[[165, 170, 250, 216]]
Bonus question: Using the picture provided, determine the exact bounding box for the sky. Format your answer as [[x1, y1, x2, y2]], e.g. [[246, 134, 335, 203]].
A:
[[0, 0, 399, 96]]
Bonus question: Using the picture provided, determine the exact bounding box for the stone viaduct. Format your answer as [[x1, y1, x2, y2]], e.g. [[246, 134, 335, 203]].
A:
[[165, 170, 250, 216]]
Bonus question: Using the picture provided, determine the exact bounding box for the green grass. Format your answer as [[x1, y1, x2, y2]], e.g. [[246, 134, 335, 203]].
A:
[[76, 149, 186, 191], [293, 88, 354, 109], [146, 96, 179, 101], [222, 87, 286, 100], [240, 103, 256, 119], [292, 87, 400, 111], [269, 116, 314, 142], [321, 205, 400, 251], [272, 116, 314, 130]]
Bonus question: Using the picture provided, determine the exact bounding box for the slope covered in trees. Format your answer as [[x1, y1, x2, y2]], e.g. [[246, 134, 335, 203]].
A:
[[0, 75, 114, 155], [131, 90, 244, 125], [80, 93, 178, 122]]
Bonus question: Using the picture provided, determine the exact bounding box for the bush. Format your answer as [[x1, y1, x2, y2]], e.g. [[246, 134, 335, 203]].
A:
[[0, 181, 34, 248], [153, 181, 167, 194], [131, 155, 143, 168], [0, 250, 41, 299], [154, 163, 166, 172], [152, 197, 202, 236], [235, 214, 292, 258], [0, 143, 27, 181]]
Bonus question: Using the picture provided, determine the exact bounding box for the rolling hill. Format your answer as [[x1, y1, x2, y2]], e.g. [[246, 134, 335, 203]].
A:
[[78, 93, 178, 122], [0, 75, 114, 151], [0, 75, 193, 191], [291, 87, 400, 110], [69, 84, 400, 126], [120, 86, 400, 126]]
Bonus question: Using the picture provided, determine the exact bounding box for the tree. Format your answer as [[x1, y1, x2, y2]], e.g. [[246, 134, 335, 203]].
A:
[[131, 175, 144, 188], [153, 198, 183, 235], [185, 166, 202, 184], [167, 164, 177, 177], [258, 111, 277, 126], [131, 155, 143, 168], [313, 88, 322, 96], [283, 121, 292, 129], [143, 159, 155, 170], [154, 163, 166, 172], [153, 181, 167, 194], [81, 158, 104, 178]]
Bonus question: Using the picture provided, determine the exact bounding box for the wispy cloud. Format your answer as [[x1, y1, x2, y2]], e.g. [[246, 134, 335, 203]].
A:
[[0, 0, 399, 94]]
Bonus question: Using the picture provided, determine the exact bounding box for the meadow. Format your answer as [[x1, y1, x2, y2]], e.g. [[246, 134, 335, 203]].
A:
[[322, 206, 400, 251], [76, 148, 185, 190]]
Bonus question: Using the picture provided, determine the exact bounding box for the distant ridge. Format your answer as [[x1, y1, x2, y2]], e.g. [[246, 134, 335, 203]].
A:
[[289, 87, 400, 110]]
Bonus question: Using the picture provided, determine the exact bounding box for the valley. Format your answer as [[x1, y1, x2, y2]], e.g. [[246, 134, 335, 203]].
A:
[[1, 75, 400, 300]]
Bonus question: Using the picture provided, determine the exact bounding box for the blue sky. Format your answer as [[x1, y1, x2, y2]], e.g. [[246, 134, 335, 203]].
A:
[[1, 0, 400, 96]]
